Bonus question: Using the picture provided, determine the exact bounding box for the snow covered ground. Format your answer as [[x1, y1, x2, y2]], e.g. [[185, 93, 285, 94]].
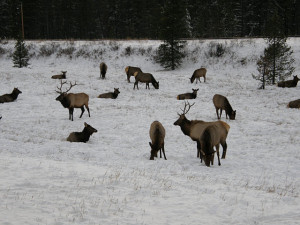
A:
[[0, 38, 299, 225]]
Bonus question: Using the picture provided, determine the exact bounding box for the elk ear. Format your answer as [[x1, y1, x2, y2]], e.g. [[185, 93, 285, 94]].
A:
[[84, 122, 88, 127], [196, 89, 199, 91]]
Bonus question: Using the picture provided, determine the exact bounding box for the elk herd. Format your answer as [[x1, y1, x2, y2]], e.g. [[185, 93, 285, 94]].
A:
[[1, 63, 299, 167]]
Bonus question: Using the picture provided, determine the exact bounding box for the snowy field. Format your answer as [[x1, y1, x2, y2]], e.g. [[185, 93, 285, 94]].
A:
[[0, 39, 299, 225]]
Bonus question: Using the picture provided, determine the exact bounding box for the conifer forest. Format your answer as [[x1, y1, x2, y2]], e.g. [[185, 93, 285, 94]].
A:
[[1, 0, 300, 40]]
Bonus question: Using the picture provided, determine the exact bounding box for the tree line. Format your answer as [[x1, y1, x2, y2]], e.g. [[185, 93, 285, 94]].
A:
[[1, 0, 299, 40]]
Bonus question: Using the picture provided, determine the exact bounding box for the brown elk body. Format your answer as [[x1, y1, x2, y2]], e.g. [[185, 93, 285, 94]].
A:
[[98, 88, 120, 99], [278, 75, 299, 88], [67, 122, 97, 142], [133, 72, 159, 89], [149, 121, 166, 160], [177, 89, 199, 100], [125, 66, 143, 83], [213, 94, 236, 120], [199, 122, 230, 167], [174, 102, 230, 162], [55, 81, 90, 121], [287, 99, 300, 108], [51, 71, 67, 79], [190, 68, 207, 83], [100, 62, 108, 79], [0, 88, 22, 103]]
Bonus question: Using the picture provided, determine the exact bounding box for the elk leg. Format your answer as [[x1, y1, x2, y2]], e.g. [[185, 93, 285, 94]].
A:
[[86, 105, 90, 117], [204, 76, 206, 82], [197, 141, 201, 158], [220, 109, 223, 119], [146, 83, 150, 89], [216, 144, 221, 166], [215, 108, 220, 119], [69, 108, 74, 121], [79, 106, 85, 118], [162, 144, 167, 160], [221, 141, 227, 159], [127, 75, 131, 83], [134, 81, 139, 90]]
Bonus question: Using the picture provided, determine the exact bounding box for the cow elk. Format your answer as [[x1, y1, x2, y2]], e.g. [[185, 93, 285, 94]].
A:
[[200, 123, 230, 167], [213, 94, 236, 120], [149, 121, 166, 160], [55, 80, 90, 121], [177, 89, 199, 100], [100, 62, 108, 79], [190, 68, 207, 83], [67, 122, 97, 142], [125, 66, 143, 83], [0, 88, 22, 103], [287, 99, 300, 109], [277, 75, 299, 88], [98, 88, 120, 99], [133, 72, 159, 90], [51, 71, 67, 79], [174, 101, 230, 165]]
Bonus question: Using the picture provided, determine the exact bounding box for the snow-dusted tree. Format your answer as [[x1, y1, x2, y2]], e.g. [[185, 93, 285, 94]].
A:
[[253, 5, 294, 87], [12, 36, 30, 68], [155, 0, 187, 70]]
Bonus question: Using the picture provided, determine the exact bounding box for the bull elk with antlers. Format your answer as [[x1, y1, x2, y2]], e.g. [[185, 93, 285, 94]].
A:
[[174, 101, 230, 166], [55, 80, 90, 121]]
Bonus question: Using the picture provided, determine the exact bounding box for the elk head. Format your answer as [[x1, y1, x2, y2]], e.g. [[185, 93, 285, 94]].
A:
[[174, 101, 195, 126], [55, 80, 77, 100]]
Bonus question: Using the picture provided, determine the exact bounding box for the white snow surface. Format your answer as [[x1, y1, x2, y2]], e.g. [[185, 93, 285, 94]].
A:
[[0, 39, 299, 225]]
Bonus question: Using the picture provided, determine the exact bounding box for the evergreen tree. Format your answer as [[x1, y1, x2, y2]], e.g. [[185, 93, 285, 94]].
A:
[[155, 0, 187, 70], [253, 4, 294, 87], [12, 36, 29, 68]]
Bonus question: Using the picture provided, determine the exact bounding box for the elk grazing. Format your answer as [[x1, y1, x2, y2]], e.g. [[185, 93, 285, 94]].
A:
[[277, 75, 299, 88], [149, 121, 166, 160], [177, 89, 199, 100], [55, 80, 90, 121], [190, 68, 207, 83], [0, 88, 22, 103], [125, 66, 143, 83], [173, 101, 230, 163], [100, 62, 108, 79], [98, 88, 120, 99], [199, 123, 230, 167], [133, 72, 159, 90], [67, 122, 97, 142], [51, 71, 67, 79], [287, 99, 300, 109], [213, 94, 236, 120]]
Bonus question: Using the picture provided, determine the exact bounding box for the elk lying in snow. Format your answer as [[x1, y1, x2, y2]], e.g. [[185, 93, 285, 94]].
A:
[[125, 66, 143, 83], [51, 71, 67, 79], [55, 80, 90, 121], [277, 75, 299, 88], [98, 88, 120, 99], [174, 101, 230, 165], [213, 94, 236, 120], [177, 89, 199, 100], [149, 121, 166, 160], [0, 88, 22, 103], [190, 68, 207, 83], [67, 122, 97, 142], [100, 62, 107, 79], [133, 72, 159, 89], [287, 99, 300, 109]]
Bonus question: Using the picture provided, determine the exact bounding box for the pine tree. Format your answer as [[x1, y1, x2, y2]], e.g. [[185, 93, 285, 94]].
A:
[[155, 0, 188, 70], [12, 36, 29, 68], [253, 4, 294, 87]]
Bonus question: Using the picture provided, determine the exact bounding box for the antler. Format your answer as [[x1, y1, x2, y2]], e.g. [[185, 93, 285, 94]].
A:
[[56, 80, 77, 93], [180, 101, 195, 115]]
